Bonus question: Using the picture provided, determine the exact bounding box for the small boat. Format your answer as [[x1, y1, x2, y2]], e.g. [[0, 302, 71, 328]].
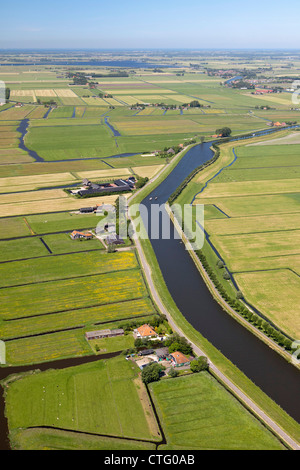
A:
[[149, 197, 152, 201]]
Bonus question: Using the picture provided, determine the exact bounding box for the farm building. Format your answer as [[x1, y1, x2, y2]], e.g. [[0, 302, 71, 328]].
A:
[[70, 230, 93, 240], [79, 206, 96, 213], [106, 234, 125, 245], [134, 324, 157, 339], [77, 177, 136, 197], [155, 347, 169, 360], [85, 328, 124, 341], [169, 351, 191, 367], [138, 348, 155, 356]]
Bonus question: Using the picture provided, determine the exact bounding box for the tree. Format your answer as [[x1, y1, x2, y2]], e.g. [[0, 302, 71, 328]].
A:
[[165, 333, 193, 356], [216, 127, 232, 137], [141, 363, 164, 384], [190, 356, 208, 373], [107, 243, 116, 253], [168, 367, 179, 378]]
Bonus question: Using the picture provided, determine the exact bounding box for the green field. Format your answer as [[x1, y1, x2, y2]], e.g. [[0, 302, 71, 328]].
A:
[[150, 373, 284, 450], [2, 356, 161, 443]]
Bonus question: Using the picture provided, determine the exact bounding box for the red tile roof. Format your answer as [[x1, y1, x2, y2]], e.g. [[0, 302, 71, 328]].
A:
[[136, 324, 157, 337], [170, 351, 190, 364]]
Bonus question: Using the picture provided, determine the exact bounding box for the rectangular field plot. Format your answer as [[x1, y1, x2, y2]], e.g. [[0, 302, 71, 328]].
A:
[[197, 193, 300, 217], [0, 237, 50, 262], [0, 251, 137, 288], [205, 212, 300, 236], [0, 216, 33, 239], [0, 105, 35, 120], [25, 211, 98, 235], [81, 97, 109, 106], [10, 90, 36, 102], [25, 123, 118, 160], [114, 119, 203, 135], [211, 229, 300, 263], [0, 298, 155, 340], [5, 329, 92, 365], [235, 270, 300, 338], [0, 193, 118, 217], [150, 373, 283, 450], [0, 269, 148, 319], [48, 106, 74, 119], [236, 143, 300, 157], [0, 172, 77, 190], [0, 150, 33, 165], [197, 178, 300, 199], [42, 232, 104, 254], [132, 165, 164, 179], [117, 95, 145, 105]]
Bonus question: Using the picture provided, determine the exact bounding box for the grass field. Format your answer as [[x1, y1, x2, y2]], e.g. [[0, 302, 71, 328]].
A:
[[0, 268, 147, 319], [2, 356, 161, 441], [150, 373, 284, 450]]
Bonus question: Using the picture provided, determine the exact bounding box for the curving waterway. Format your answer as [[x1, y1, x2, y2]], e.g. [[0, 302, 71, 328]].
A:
[[140, 139, 300, 425]]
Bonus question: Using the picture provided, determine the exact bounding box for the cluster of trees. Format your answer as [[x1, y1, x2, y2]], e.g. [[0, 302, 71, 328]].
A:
[[181, 100, 204, 108], [5, 87, 10, 100], [141, 362, 165, 384], [190, 356, 209, 373], [135, 176, 149, 189], [67, 72, 88, 85], [165, 332, 193, 356], [254, 105, 274, 110], [215, 127, 232, 137], [37, 98, 57, 106], [90, 71, 129, 78], [231, 80, 255, 89], [195, 249, 293, 352]]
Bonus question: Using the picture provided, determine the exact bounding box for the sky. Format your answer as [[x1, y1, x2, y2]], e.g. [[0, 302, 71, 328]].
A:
[[1, 0, 300, 50]]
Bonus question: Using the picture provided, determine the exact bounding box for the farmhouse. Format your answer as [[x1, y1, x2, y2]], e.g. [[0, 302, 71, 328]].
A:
[[85, 328, 124, 340], [70, 230, 93, 240], [169, 351, 191, 367], [134, 324, 157, 339]]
